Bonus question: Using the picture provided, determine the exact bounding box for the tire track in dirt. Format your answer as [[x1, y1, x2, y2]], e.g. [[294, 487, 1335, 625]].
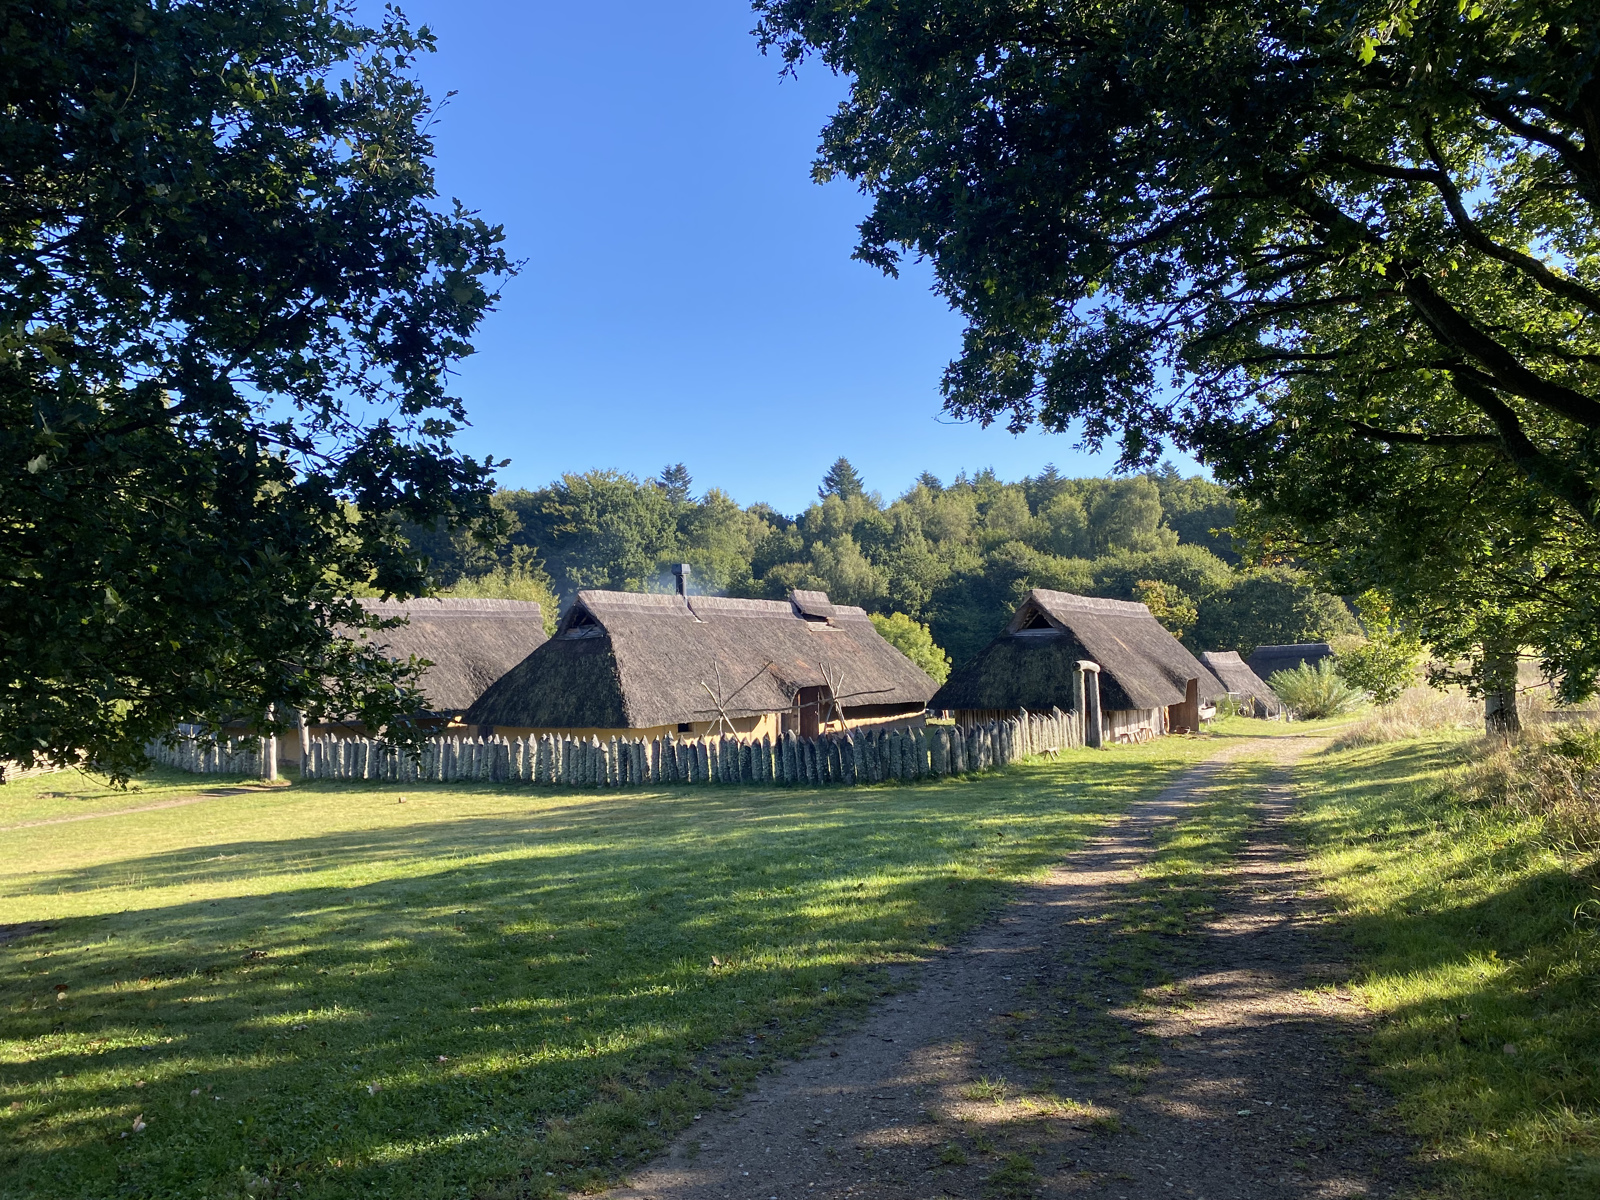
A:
[[605, 734, 1419, 1200]]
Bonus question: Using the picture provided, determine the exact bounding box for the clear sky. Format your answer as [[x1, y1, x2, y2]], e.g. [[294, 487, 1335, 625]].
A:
[[382, 0, 1204, 514]]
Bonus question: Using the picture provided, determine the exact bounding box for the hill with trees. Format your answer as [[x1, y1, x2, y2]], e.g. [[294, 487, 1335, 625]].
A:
[[409, 460, 1356, 669]]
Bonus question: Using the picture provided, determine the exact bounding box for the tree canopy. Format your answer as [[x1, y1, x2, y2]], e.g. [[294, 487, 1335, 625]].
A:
[[753, 0, 1599, 702], [415, 462, 1355, 670], [1, 1, 512, 778]]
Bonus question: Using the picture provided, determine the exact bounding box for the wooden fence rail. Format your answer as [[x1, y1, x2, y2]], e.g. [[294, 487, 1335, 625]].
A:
[[291, 708, 1082, 786], [147, 709, 1085, 786]]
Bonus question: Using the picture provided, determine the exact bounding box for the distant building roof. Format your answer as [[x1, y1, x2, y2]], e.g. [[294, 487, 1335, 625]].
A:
[[1200, 650, 1285, 716], [930, 589, 1227, 714], [463, 589, 937, 730], [1246, 642, 1334, 682], [353, 598, 548, 716]]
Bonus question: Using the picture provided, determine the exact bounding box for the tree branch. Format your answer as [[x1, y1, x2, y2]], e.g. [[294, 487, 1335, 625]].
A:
[[1468, 90, 1599, 200], [1400, 271, 1600, 429], [1349, 422, 1498, 447], [1446, 371, 1600, 530], [1415, 126, 1600, 317]]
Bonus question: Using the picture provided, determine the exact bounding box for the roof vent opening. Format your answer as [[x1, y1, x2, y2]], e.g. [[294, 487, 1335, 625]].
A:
[[560, 605, 602, 638], [1020, 608, 1054, 630], [672, 563, 691, 596], [789, 589, 835, 623]]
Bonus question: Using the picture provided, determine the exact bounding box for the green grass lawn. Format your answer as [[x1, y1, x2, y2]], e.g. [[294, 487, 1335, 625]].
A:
[[1295, 733, 1600, 1199], [0, 767, 283, 830], [0, 731, 1243, 1200]]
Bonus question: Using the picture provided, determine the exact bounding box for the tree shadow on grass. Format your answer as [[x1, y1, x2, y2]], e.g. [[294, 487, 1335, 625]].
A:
[[1297, 735, 1600, 1198], [0, 750, 1203, 1199]]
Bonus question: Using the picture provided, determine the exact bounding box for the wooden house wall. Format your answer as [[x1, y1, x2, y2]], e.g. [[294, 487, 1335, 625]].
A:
[[1103, 707, 1166, 743]]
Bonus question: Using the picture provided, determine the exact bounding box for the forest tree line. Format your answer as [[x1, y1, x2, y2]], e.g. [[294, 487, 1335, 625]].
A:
[[409, 458, 1358, 671]]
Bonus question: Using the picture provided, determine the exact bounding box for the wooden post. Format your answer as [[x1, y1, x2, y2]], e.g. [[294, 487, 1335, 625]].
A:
[[1079, 661, 1103, 748]]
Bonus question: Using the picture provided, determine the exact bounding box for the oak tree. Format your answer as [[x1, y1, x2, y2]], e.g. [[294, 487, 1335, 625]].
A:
[[755, 0, 1600, 715], [1, 1, 513, 778]]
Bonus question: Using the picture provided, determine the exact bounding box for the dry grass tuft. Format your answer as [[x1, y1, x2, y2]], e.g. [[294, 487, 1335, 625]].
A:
[[1332, 688, 1600, 843], [1329, 686, 1479, 750], [1467, 722, 1600, 849]]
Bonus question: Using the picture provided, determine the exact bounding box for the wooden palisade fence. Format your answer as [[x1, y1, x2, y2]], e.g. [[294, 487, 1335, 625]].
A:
[[290, 709, 1083, 786], [146, 735, 265, 775]]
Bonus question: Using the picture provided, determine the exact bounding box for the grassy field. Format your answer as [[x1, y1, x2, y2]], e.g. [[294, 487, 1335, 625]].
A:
[[1295, 732, 1600, 1199], [0, 732, 1240, 1200]]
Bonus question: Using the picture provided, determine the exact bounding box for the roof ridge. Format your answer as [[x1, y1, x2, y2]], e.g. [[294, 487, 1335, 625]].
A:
[[360, 597, 544, 613], [1029, 588, 1154, 616]]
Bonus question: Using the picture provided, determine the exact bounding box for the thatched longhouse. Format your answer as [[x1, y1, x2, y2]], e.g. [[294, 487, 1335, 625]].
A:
[[335, 598, 549, 726], [1246, 642, 1333, 682], [1200, 650, 1284, 718], [464, 587, 938, 741], [930, 590, 1227, 741]]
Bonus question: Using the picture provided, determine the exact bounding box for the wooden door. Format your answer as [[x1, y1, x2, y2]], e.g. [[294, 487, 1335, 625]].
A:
[[797, 686, 823, 738]]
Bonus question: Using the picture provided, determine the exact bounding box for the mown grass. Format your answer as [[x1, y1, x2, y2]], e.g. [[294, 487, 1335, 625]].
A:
[[0, 767, 279, 830], [1295, 733, 1600, 1199], [0, 732, 1241, 1200]]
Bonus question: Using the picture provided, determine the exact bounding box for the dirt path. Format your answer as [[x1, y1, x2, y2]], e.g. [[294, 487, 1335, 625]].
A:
[[607, 734, 1418, 1200], [0, 786, 258, 831]]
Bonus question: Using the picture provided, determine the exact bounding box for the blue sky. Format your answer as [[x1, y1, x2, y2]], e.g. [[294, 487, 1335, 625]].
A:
[[386, 0, 1203, 514]]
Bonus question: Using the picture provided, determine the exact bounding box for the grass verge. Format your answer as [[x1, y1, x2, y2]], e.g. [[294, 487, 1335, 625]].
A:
[[1295, 732, 1600, 1199], [0, 732, 1238, 1199]]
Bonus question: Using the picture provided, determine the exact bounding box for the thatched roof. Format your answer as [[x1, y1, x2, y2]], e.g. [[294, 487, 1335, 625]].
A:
[[464, 589, 938, 730], [930, 589, 1227, 713], [1201, 650, 1284, 715], [353, 598, 548, 716], [1246, 642, 1333, 681]]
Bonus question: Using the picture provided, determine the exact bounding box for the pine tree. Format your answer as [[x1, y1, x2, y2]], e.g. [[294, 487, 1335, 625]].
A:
[[656, 463, 694, 504], [819, 457, 865, 500]]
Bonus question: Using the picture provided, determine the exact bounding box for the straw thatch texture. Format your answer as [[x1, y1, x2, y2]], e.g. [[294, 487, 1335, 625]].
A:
[[1200, 650, 1284, 717], [930, 589, 1226, 714], [464, 590, 937, 731], [352, 598, 548, 716], [1245, 642, 1333, 682]]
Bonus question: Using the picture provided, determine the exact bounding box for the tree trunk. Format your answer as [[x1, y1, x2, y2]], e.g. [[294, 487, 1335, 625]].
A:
[[1482, 645, 1521, 736]]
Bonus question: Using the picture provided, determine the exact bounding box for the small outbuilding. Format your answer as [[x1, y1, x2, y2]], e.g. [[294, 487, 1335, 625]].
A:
[[929, 590, 1227, 742], [464, 584, 938, 741], [1200, 650, 1284, 718], [1246, 642, 1334, 683]]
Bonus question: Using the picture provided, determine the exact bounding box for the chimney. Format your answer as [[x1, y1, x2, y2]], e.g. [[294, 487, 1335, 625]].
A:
[[672, 563, 690, 596]]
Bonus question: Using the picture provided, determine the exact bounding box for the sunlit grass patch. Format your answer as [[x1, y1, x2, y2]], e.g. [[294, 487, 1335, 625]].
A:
[[0, 735, 1221, 1199], [1295, 732, 1600, 1200], [0, 766, 273, 830], [961, 1075, 1012, 1104]]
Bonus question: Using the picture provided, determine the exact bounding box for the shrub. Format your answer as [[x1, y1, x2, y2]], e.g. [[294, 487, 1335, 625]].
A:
[[870, 612, 952, 683], [1336, 638, 1422, 705], [1333, 592, 1422, 704], [1268, 659, 1366, 720]]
